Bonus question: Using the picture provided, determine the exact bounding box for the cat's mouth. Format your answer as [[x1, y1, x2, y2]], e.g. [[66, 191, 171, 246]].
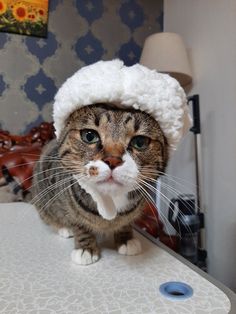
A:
[[97, 175, 123, 186]]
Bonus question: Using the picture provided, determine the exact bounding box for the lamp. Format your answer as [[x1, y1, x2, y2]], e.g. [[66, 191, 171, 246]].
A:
[[140, 32, 192, 88], [140, 32, 207, 270]]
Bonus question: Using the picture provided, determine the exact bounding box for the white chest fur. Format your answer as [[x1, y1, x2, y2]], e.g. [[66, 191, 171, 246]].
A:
[[75, 152, 138, 220]]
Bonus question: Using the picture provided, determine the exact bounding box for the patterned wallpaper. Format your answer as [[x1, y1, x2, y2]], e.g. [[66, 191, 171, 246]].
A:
[[0, 0, 163, 134]]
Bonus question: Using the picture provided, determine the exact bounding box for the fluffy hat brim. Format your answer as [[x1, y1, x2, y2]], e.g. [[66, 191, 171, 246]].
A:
[[53, 59, 191, 151]]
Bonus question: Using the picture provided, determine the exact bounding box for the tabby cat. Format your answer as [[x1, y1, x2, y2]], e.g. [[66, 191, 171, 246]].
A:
[[32, 104, 168, 265]]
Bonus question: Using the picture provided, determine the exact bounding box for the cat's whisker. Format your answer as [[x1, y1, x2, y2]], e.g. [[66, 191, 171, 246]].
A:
[[38, 177, 80, 213], [160, 181, 200, 213], [31, 173, 82, 204], [140, 173, 201, 214], [18, 152, 77, 162], [138, 177, 194, 239], [141, 171, 197, 202], [138, 177, 186, 220], [31, 176, 74, 207], [32, 175, 85, 211], [135, 180, 168, 225], [0, 158, 82, 174], [19, 166, 72, 188], [141, 167, 197, 188], [137, 179, 174, 225], [133, 182, 159, 221], [1, 158, 84, 192], [137, 185, 182, 241], [133, 184, 163, 230], [135, 182, 177, 241], [28, 169, 80, 193]]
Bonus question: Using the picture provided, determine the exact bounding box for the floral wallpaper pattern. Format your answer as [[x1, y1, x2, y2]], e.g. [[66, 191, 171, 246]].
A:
[[0, 0, 49, 37], [0, 0, 163, 134]]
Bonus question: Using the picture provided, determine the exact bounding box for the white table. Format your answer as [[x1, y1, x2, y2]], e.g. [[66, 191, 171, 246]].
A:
[[0, 202, 235, 314]]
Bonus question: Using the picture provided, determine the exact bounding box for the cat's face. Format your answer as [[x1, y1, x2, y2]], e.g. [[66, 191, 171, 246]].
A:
[[58, 104, 168, 197]]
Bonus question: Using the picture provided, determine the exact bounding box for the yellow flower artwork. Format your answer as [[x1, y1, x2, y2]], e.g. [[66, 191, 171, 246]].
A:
[[0, 0, 49, 37]]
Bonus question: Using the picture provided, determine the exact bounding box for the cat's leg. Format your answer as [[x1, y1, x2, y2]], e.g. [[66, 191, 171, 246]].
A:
[[114, 225, 142, 256], [71, 226, 100, 265]]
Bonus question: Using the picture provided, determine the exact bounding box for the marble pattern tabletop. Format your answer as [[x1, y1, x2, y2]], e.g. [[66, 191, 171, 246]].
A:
[[0, 203, 232, 314]]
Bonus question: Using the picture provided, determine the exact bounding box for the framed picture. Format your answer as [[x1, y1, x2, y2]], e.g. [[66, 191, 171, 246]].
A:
[[0, 0, 49, 37]]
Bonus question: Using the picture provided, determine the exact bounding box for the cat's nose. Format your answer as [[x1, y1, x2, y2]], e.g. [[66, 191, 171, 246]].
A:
[[103, 156, 123, 170]]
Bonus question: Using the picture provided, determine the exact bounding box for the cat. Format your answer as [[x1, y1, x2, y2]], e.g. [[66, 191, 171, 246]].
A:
[[32, 103, 169, 265]]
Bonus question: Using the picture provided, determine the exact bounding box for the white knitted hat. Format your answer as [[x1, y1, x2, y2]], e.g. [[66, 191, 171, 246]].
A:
[[53, 59, 191, 151]]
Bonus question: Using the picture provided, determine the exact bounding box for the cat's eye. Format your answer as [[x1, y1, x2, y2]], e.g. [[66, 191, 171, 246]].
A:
[[130, 136, 151, 151], [80, 129, 100, 144]]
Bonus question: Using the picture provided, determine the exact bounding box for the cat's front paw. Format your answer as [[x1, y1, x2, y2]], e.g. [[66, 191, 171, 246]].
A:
[[118, 238, 142, 256], [71, 249, 99, 265]]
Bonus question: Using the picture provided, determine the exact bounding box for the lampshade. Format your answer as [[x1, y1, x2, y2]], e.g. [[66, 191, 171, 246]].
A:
[[140, 32, 192, 88]]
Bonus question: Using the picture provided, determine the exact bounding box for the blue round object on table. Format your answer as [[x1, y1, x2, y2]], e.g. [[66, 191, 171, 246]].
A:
[[159, 281, 193, 301]]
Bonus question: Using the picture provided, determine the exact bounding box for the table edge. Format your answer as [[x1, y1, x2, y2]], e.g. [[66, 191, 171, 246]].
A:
[[133, 225, 236, 314]]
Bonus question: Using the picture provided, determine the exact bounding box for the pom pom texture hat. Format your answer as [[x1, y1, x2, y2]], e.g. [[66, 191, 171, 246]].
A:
[[53, 59, 191, 151]]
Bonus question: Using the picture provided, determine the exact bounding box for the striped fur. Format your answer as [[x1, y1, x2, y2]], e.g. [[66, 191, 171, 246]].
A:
[[32, 104, 168, 264]]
